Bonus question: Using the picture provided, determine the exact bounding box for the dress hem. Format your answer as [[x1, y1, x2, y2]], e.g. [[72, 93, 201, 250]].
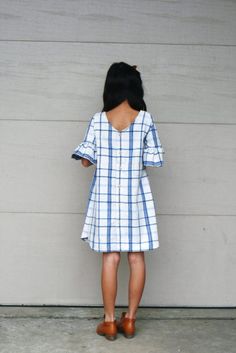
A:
[[80, 236, 159, 253]]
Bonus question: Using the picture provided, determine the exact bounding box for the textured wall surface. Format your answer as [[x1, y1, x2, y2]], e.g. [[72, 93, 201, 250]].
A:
[[0, 0, 235, 306]]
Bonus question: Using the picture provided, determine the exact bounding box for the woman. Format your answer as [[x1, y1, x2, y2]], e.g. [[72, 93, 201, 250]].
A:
[[71, 62, 165, 340]]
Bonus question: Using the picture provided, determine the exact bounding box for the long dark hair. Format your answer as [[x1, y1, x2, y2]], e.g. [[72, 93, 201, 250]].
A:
[[101, 62, 147, 112]]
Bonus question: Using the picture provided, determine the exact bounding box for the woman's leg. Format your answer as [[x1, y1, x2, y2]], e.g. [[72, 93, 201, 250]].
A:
[[101, 251, 121, 321], [126, 251, 146, 319]]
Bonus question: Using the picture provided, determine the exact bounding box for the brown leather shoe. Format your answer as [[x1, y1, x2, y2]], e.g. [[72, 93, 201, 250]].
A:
[[96, 314, 117, 341], [116, 312, 136, 338]]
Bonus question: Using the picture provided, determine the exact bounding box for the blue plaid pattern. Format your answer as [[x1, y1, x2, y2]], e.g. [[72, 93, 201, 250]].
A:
[[71, 110, 165, 252]]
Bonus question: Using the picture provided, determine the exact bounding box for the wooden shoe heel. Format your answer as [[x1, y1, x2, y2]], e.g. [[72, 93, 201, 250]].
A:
[[105, 334, 117, 341], [124, 332, 135, 339]]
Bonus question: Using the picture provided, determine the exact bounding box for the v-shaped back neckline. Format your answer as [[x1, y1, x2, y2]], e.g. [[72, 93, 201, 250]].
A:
[[103, 110, 142, 133]]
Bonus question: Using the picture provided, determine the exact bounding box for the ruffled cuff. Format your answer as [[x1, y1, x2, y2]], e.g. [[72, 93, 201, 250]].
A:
[[71, 141, 97, 165], [143, 147, 164, 167]]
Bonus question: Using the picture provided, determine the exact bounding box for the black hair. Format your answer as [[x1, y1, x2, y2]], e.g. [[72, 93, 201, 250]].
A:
[[101, 62, 147, 112]]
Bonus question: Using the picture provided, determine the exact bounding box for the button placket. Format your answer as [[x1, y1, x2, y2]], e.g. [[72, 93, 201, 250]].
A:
[[117, 132, 122, 235], [117, 132, 122, 189]]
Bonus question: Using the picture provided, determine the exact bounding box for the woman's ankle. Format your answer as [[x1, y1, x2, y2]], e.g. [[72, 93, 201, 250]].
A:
[[125, 311, 136, 319], [104, 313, 116, 322]]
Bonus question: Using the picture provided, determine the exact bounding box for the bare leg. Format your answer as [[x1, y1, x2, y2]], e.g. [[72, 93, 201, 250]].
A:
[[101, 252, 121, 321], [126, 251, 146, 319]]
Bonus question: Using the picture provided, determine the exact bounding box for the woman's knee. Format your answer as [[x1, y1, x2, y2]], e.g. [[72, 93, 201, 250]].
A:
[[127, 251, 144, 265], [103, 251, 121, 264]]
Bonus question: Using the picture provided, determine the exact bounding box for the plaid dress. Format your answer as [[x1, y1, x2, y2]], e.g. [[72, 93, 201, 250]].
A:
[[71, 110, 165, 253]]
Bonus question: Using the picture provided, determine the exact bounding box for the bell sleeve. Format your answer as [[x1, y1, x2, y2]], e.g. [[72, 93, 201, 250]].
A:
[[71, 115, 97, 165], [143, 116, 165, 167]]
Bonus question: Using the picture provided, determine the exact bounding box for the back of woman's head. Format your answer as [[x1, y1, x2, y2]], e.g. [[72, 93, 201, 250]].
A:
[[102, 62, 147, 112]]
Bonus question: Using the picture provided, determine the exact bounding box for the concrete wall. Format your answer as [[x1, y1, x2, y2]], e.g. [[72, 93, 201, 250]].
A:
[[0, 0, 235, 306]]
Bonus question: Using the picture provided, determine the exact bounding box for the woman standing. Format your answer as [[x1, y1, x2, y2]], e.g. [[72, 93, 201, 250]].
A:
[[71, 62, 165, 340]]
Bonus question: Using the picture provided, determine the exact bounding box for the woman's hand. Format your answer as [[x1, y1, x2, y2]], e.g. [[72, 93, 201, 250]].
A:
[[81, 157, 93, 167]]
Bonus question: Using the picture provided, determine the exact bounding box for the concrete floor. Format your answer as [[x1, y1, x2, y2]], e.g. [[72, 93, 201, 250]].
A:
[[0, 307, 235, 353]]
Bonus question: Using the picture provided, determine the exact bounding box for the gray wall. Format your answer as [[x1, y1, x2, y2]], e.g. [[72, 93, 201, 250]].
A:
[[0, 0, 235, 306]]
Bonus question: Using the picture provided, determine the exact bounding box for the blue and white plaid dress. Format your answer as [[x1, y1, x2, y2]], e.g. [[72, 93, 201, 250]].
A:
[[71, 110, 165, 253]]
